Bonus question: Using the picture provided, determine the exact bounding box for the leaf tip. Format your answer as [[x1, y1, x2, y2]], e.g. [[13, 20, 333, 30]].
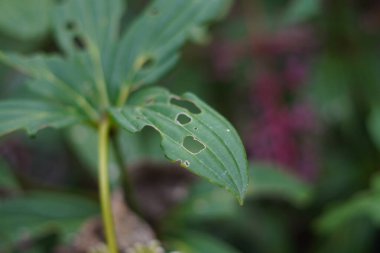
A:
[[237, 190, 247, 206]]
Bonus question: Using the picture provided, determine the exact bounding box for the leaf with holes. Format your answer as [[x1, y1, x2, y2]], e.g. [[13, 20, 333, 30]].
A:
[[53, 0, 124, 105], [51, 0, 232, 104], [53, 0, 123, 57], [110, 0, 232, 102], [0, 99, 84, 136], [0, 0, 232, 130], [110, 87, 248, 203]]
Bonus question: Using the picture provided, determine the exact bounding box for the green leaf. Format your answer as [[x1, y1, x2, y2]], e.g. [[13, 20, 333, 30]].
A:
[[316, 174, 380, 234], [1, 0, 125, 122], [169, 163, 312, 226], [168, 231, 240, 253], [310, 54, 353, 123], [110, 87, 248, 203], [53, 0, 125, 104], [281, 0, 320, 26], [0, 192, 98, 244], [248, 163, 313, 206], [110, 0, 232, 101], [0, 0, 233, 140], [0, 0, 52, 41], [128, 241, 166, 253], [316, 193, 380, 234], [53, 0, 124, 57], [368, 107, 380, 151], [0, 99, 83, 136], [50, 0, 232, 104], [0, 52, 99, 119], [170, 181, 238, 224], [0, 160, 20, 190], [371, 174, 380, 193], [1, 0, 232, 117]]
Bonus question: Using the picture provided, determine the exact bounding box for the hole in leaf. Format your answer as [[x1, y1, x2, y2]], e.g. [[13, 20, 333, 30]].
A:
[[66, 21, 76, 31], [170, 98, 201, 114], [174, 160, 182, 166], [141, 57, 154, 69], [176, 113, 191, 125], [183, 136, 205, 154], [174, 159, 190, 168], [150, 7, 160, 16], [145, 97, 155, 105], [135, 55, 155, 70], [194, 127, 198, 131], [73, 35, 86, 50]]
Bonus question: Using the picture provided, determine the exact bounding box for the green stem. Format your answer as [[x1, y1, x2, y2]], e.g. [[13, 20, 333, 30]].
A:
[[117, 85, 131, 107], [88, 41, 110, 108], [98, 118, 118, 253]]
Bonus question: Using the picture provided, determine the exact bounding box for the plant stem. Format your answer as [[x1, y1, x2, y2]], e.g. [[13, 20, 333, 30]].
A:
[[98, 117, 118, 253], [88, 41, 110, 108], [117, 85, 131, 107]]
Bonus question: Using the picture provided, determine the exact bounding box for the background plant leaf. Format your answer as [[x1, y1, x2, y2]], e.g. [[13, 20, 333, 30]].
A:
[[110, 87, 248, 203], [0, 159, 20, 190], [368, 107, 380, 151], [128, 241, 166, 253], [0, 0, 52, 41], [281, 0, 320, 26], [0, 192, 98, 245], [316, 175, 380, 234], [168, 231, 241, 253], [248, 163, 313, 206], [0, 99, 83, 136], [168, 163, 312, 227], [169, 180, 238, 224]]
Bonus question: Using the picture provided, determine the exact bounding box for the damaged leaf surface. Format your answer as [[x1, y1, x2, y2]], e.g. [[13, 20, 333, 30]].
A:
[[110, 87, 248, 203]]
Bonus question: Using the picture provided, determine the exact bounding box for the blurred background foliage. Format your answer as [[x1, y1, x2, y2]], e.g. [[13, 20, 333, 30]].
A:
[[1, 0, 380, 252]]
